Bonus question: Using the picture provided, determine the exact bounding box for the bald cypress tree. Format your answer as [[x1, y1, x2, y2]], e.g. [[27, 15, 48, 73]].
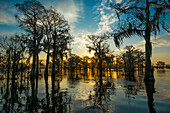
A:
[[15, 0, 45, 78], [109, 0, 169, 81]]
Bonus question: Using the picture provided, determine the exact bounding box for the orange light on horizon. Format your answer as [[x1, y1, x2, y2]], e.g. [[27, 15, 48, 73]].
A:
[[113, 57, 117, 64]]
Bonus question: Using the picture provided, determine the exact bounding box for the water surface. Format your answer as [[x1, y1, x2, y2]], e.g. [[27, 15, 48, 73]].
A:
[[0, 69, 170, 113]]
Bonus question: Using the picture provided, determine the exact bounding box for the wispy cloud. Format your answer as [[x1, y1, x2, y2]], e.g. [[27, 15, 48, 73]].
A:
[[0, 0, 83, 28], [72, 30, 91, 49], [71, 29, 95, 56], [95, 0, 121, 34], [0, 2, 16, 25], [51, 0, 87, 56], [0, 31, 16, 37], [0, 11, 16, 24], [53, 0, 83, 30], [134, 35, 170, 51], [71, 0, 122, 56]]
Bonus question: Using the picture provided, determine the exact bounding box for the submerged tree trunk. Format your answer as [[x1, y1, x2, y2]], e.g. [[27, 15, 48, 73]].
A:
[[12, 52, 16, 81], [7, 50, 10, 82], [145, 81, 156, 113], [36, 51, 39, 94], [145, 35, 154, 81], [5, 51, 10, 112], [31, 53, 36, 96], [98, 74, 103, 105], [31, 52, 36, 101], [52, 51, 56, 77], [45, 74, 49, 110], [5, 77, 10, 112], [144, 25, 154, 81], [51, 77, 55, 113], [52, 37, 56, 86], [44, 49, 50, 84], [145, 0, 154, 81], [44, 49, 50, 108], [32, 50, 36, 75], [11, 52, 17, 111], [99, 58, 102, 78]]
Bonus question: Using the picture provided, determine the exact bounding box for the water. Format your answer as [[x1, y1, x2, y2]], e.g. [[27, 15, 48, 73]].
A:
[[0, 69, 170, 113]]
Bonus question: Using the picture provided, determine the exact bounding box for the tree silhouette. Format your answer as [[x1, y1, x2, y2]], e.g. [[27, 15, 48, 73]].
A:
[[82, 56, 89, 75], [40, 8, 53, 81], [87, 78, 115, 112], [47, 8, 71, 82], [156, 61, 165, 68], [86, 34, 111, 77], [15, 0, 45, 96], [109, 0, 170, 81], [0, 35, 26, 112], [104, 53, 114, 76], [15, 0, 45, 75], [136, 49, 145, 72], [0, 36, 25, 80], [145, 81, 156, 113], [0, 51, 6, 72]]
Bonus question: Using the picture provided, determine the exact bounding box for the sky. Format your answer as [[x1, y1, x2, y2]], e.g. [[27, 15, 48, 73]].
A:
[[0, 0, 170, 64]]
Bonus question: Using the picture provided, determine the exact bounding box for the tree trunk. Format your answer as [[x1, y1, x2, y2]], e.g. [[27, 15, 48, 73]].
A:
[[145, 0, 154, 81], [7, 50, 10, 83], [44, 49, 50, 83], [32, 49, 36, 75], [12, 52, 16, 82], [11, 52, 17, 111], [31, 52, 36, 100], [52, 38, 56, 85], [51, 77, 55, 113], [45, 74, 49, 109], [5, 51, 10, 112], [99, 57, 102, 78], [36, 52, 39, 94], [144, 31, 154, 81], [99, 75, 103, 105], [145, 81, 156, 113]]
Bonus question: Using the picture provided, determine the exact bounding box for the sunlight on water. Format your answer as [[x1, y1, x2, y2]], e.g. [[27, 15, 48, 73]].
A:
[[0, 69, 170, 113]]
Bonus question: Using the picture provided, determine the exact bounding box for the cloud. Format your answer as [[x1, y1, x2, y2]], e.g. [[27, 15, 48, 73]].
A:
[[51, 0, 85, 53], [0, 0, 83, 27], [0, 11, 16, 25], [0, 2, 16, 25], [49, 0, 88, 56], [0, 31, 16, 37], [134, 35, 170, 50], [71, 29, 95, 56], [116, 0, 122, 3], [53, 0, 83, 30], [70, 0, 123, 56], [72, 30, 91, 49], [95, 0, 121, 34]]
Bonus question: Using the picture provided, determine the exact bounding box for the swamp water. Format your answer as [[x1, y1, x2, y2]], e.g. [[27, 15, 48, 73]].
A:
[[0, 69, 170, 113]]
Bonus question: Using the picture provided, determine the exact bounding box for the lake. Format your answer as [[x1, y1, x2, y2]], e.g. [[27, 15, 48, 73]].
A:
[[0, 69, 170, 113]]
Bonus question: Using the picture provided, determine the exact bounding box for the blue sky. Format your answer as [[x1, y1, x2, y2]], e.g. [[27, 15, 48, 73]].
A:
[[0, 0, 170, 64]]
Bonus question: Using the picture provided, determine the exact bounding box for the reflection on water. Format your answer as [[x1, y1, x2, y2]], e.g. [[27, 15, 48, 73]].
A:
[[145, 81, 156, 113], [157, 69, 166, 74], [0, 69, 170, 113]]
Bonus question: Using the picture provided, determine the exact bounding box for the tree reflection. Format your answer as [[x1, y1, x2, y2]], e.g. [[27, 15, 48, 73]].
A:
[[51, 76, 71, 113], [0, 0, 169, 112], [145, 81, 156, 113], [123, 73, 138, 102], [87, 76, 115, 112]]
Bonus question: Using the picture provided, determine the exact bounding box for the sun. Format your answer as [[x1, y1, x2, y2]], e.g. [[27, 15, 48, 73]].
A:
[[88, 60, 91, 63]]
